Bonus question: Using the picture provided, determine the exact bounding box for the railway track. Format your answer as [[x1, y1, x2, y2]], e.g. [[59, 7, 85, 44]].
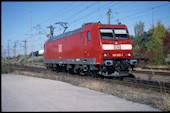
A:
[[130, 70, 170, 76], [4, 63, 170, 93], [140, 66, 170, 71], [122, 78, 170, 93]]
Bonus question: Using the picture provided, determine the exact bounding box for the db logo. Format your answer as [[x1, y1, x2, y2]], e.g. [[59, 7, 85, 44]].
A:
[[58, 44, 62, 53], [114, 45, 121, 50]]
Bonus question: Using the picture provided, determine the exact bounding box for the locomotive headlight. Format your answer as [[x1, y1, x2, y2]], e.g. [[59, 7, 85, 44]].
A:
[[128, 53, 131, 56], [125, 53, 131, 56], [103, 53, 110, 57]]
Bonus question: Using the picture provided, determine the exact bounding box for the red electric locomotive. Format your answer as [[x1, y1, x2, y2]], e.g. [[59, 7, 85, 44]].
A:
[[44, 23, 137, 78]]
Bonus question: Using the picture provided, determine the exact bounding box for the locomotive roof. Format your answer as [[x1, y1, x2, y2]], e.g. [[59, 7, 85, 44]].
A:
[[47, 23, 126, 43], [48, 27, 84, 42]]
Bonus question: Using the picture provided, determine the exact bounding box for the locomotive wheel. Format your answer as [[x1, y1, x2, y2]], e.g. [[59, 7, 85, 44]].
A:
[[56, 67, 59, 73], [91, 70, 98, 78], [68, 69, 75, 75], [74, 68, 81, 76], [101, 75, 105, 79], [61, 66, 67, 73], [86, 70, 91, 77]]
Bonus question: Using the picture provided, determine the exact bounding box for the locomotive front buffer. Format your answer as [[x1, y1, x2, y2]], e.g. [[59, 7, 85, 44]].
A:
[[98, 58, 137, 78], [100, 57, 148, 78]]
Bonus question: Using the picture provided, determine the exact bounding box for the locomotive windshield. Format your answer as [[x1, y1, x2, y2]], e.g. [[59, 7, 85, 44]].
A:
[[99, 28, 129, 39], [114, 28, 129, 39], [99, 28, 115, 39]]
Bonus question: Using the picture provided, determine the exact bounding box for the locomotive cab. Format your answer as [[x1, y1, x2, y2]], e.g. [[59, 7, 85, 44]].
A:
[[100, 27, 133, 59], [96, 25, 137, 77]]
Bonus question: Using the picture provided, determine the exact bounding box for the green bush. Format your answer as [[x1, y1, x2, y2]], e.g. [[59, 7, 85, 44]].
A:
[[17, 56, 31, 63], [1, 64, 8, 74], [18, 56, 25, 63], [34, 56, 44, 63], [27, 56, 43, 63]]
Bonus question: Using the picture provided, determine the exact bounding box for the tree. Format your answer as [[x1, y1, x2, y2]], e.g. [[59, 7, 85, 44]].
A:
[[163, 32, 170, 64], [134, 21, 145, 37], [145, 20, 168, 65], [163, 32, 170, 56], [132, 21, 145, 57], [140, 31, 153, 48], [134, 21, 145, 46]]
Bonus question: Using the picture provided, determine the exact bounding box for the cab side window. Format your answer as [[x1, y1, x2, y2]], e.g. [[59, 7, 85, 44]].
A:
[[87, 31, 91, 41]]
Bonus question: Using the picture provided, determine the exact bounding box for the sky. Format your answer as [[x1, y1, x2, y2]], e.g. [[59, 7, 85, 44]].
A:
[[1, 1, 170, 57]]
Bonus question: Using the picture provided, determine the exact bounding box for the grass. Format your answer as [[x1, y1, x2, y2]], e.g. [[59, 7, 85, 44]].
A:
[[157, 80, 170, 111]]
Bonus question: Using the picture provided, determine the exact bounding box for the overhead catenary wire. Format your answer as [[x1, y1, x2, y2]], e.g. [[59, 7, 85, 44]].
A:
[[61, 2, 98, 22], [117, 3, 169, 22], [20, 2, 117, 41], [19, 2, 76, 46], [70, 2, 122, 23], [39, 2, 76, 25]]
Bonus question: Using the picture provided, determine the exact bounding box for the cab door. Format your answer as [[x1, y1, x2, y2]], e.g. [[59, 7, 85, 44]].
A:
[[80, 31, 91, 60]]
